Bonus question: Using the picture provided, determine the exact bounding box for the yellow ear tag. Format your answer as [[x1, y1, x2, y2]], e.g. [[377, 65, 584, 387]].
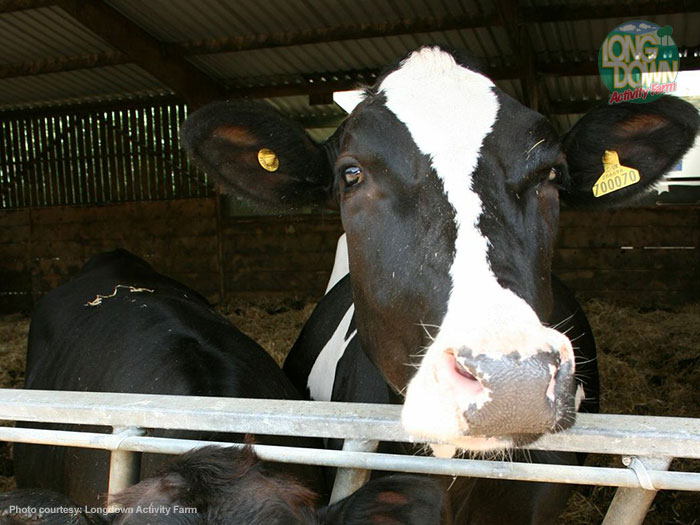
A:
[[592, 150, 640, 198], [257, 148, 279, 172]]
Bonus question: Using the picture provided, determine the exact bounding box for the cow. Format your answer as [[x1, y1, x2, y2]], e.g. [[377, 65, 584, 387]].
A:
[[109, 445, 443, 524], [13, 249, 323, 509], [181, 45, 699, 524], [3, 446, 444, 524]]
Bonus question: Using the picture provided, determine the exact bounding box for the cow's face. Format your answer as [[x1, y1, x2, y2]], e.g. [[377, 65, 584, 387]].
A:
[[183, 46, 698, 451], [334, 48, 573, 449]]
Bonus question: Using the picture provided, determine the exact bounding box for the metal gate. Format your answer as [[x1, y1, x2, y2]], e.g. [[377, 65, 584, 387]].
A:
[[1, 389, 698, 524]]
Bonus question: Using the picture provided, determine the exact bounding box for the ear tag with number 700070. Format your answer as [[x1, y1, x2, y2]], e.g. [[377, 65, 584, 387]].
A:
[[592, 150, 641, 198]]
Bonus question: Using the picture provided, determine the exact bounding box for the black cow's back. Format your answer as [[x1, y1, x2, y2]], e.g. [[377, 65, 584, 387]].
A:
[[15, 249, 322, 507]]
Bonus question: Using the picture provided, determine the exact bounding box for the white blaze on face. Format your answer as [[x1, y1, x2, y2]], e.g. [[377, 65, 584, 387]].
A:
[[380, 47, 574, 450]]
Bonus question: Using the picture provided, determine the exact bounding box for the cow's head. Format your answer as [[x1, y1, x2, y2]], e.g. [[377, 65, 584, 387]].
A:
[[183, 46, 698, 451]]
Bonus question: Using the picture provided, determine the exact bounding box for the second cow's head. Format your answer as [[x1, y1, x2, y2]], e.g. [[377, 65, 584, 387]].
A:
[[184, 46, 698, 451]]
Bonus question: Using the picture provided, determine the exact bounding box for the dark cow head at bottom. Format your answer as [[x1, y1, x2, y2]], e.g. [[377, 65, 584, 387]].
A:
[[183, 46, 699, 452], [0, 447, 443, 524], [109, 445, 443, 524]]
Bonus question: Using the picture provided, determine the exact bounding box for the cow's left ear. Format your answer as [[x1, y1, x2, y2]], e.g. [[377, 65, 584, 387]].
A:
[[560, 96, 699, 208], [317, 475, 444, 524], [182, 100, 336, 210]]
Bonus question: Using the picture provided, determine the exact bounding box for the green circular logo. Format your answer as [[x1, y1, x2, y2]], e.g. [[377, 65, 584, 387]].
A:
[[599, 20, 679, 104]]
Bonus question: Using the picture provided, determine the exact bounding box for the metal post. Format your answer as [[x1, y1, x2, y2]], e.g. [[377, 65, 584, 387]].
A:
[[106, 427, 145, 510], [329, 439, 379, 503], [602, 456, 672, 525]]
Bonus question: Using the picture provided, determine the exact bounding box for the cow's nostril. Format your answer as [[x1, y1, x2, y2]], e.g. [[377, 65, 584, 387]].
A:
[[454, 360, 477, 381], [439, 350, 485, 399]]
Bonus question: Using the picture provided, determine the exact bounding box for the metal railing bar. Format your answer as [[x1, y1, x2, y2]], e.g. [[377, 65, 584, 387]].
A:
[[106, 427, 144, 509], [0, 426, 698, 492], [330, 439, 379, 503], [602, 456, 673, 525], [0, 389, 698, 459]]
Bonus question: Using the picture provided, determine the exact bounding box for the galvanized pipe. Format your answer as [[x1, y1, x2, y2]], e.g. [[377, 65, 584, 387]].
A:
[[602, 456, 673, 525], [106, 427, 144, 510], [330, 439, 379, 503], [1, 389, 698, 459], [0, 426, 698, 492]]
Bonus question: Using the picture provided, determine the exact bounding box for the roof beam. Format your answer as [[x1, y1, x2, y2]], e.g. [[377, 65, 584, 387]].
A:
[[0, 0, 52, 13], [520, 1, 700, 23], [538, 52, 700, 77], [496, 0, 545, 112], [54, 0, 223, 107], [225, 51, 699, 100], [0, 51, 129, 79], [179, 13, 497, 55], [3, 51, 695, 85], [0, 94, 183, 120]]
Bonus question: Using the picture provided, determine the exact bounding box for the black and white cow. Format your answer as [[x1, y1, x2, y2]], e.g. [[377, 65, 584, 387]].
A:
[[14, 249, 323, 509], [182, 46, 699, 524]]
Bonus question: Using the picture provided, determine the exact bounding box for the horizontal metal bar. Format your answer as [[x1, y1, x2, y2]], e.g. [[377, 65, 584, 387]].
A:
[[0, 426, 698, 492], [1, 389, 699, 458]]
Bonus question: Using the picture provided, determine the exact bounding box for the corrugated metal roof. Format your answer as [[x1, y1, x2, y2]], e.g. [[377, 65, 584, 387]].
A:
[[0, 6, 116, 64], [0, 0, 697, 123], [190, 28, 515, 90], [528, 13, 700, 63], [0, 65, 170, 111], [106, 0, 487, 42]]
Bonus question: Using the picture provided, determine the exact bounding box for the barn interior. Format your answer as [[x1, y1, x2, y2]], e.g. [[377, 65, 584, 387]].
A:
[[0, 1, 699, 523]]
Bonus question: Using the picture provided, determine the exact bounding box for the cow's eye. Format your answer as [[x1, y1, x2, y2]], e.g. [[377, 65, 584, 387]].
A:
[[342, 166, 363, 187], [548, 168, 557, 181]]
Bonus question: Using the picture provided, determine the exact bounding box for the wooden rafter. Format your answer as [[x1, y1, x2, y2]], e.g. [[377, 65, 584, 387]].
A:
[[0, 51, 129, 79], [3, 51, 697, 85], [179, 13, 497, 55], [496, 0, 547, 112], [0, 0, 52, 13], [54, 0, 223, 107], [520, 0, 699, 23]]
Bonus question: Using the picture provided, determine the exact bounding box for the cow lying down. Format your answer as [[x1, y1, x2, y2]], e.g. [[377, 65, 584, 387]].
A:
[[1, 446, 443, 524]]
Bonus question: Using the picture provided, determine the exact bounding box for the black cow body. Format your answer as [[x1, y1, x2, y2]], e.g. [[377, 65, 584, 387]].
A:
[[14, 249, 322, 508], [182, 45, 699, 524]]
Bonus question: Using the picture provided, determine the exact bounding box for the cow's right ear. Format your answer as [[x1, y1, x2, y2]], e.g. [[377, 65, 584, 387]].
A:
[[182, 100, 336, 210]]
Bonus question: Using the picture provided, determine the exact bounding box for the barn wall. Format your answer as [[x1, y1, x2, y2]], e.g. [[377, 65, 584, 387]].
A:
[[0, 199, 698, 313], [0, 198, 342, 313], [555, 207, 700, 305]]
